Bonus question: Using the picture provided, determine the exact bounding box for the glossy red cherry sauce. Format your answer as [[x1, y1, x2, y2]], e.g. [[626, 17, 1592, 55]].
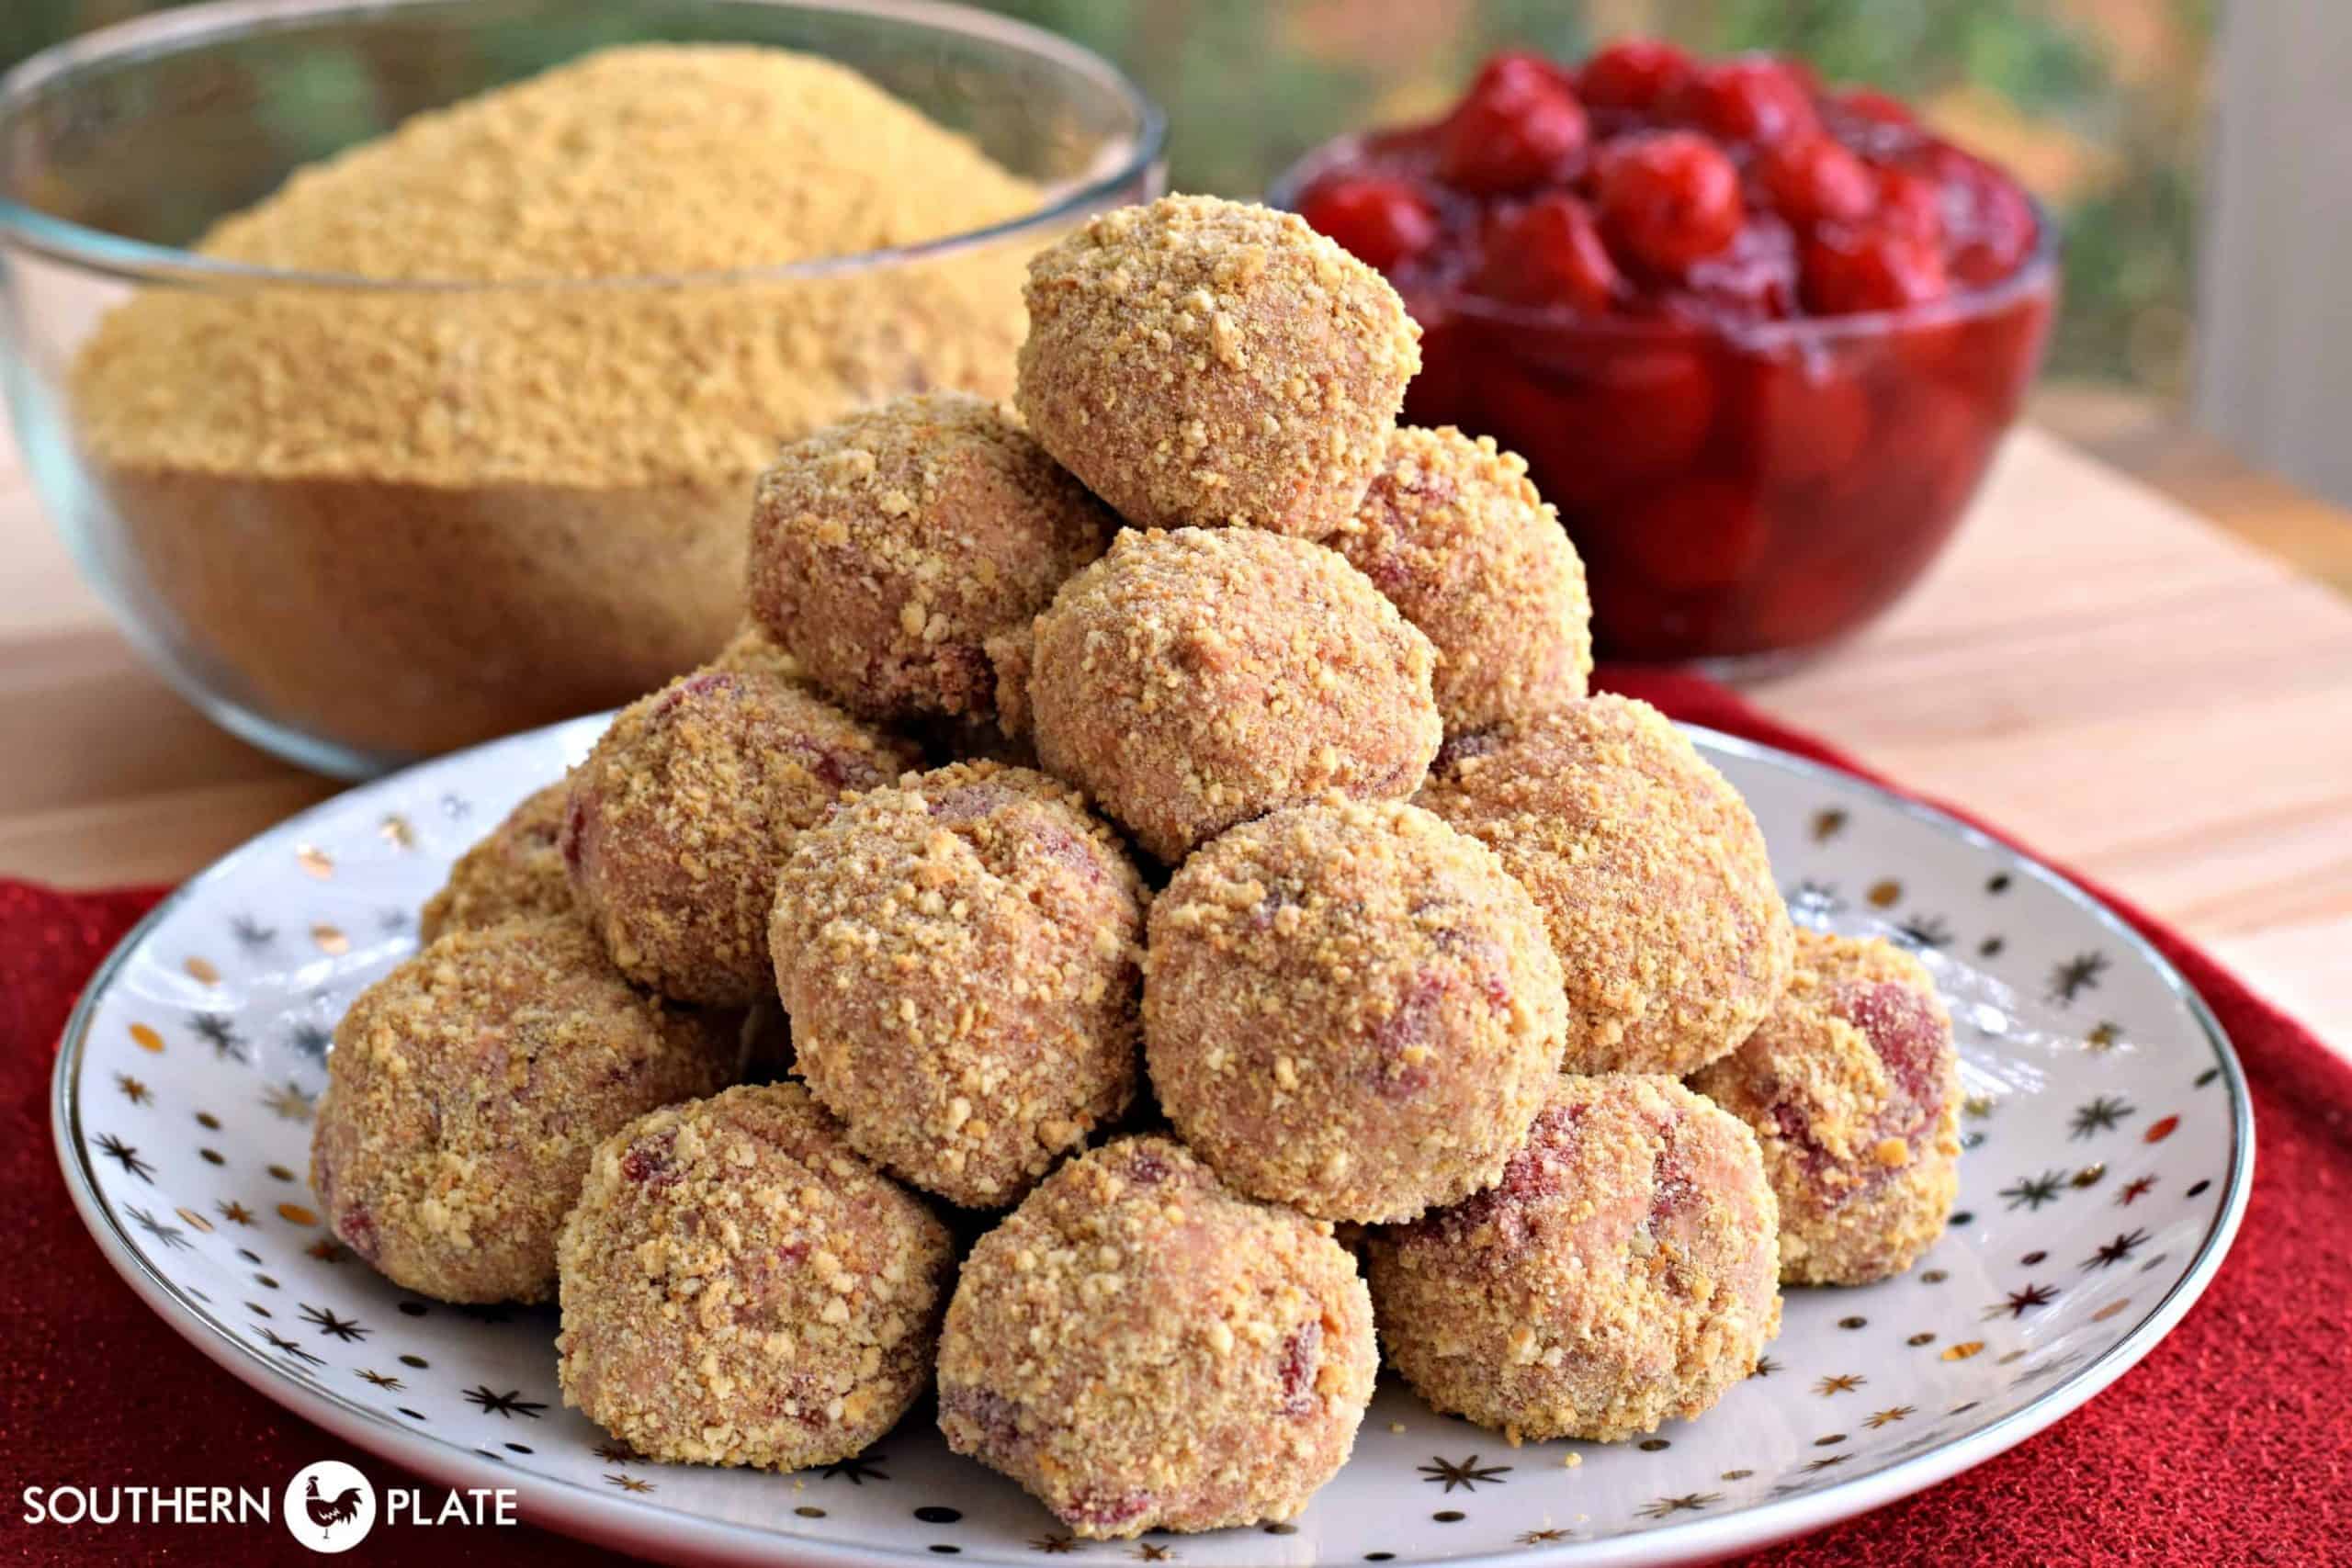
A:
[[1290, 43, 2055, 665]]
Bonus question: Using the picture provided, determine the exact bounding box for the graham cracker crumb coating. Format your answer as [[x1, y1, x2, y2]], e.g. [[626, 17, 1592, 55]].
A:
[[557, 1082, 953, 1471], [1690, 930, 1961, 1285], [563, 664, 917, 1007], [1417, 694, 1793, 1075], [749, 393, 1114, 723], [1329, 425, 1593, 735], [418, 782, 575, 945], [1027, 527, 1442, 863], [1016, 195, 1419, 536], [1144, 800, 1566, 1223], [1366, 1074, 1781, 1444], [937, 1136, 1376, 1537], [310, 916, 744, 1304], [769, 762, 1149, 1207]]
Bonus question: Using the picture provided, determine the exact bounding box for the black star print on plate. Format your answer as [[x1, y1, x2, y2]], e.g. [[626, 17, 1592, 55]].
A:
[[2069, 1095, 2133, 1139], [605, 1474, 654, 1495], [255, 1325, 323, 1367], [1811, 808, 1847, 841], [2048, 951, 2109, 1004], [1419, 1455, 1510, 1493], [2083, 1228, 2150, 1270], [1749, 1356, 1781, 1379], [462, 1386, 547, 1419], [1864, 1405, 1915, 1428], [2000, 1169, 2067, 1211], [594, 1441, 639, 1466], [1985, 1281, 2059, 1320], [2118, 1176, 2156, 1205], [261, 1082, 316, 1123], [1893, 913, 1952, 950], [127, 1206, 190, 1250], [217, 1201, 255, 1225], [1131, 1545, 1171, 1562], [94, 1132, 154, 1183], [189, 1012, 247, 1064], [1813, 1374, 1864, 1396], [230, 914, 277, 953], [288, 1022, 334, 1066], [819, 1452, 888, 1484], [1029, 1535, 1080, 1554], [114, 1073, 152, 1104], [1637, 1494, 1718, 1519], [300, 1303, 368, 1341], [1518, 1528, 1572, 1544], [356, 1369, 404, 1391]]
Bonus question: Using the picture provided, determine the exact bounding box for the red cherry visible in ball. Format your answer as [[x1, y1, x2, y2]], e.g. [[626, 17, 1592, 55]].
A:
[[1300, 175, 1441, 271], [1599, 130, 1744, 274], [1578, 38, 1694, 111], [1756, 133, 1875, 227], [1801, 224, 1948, 313], [1471, 194, 1621, 311], [1672, 55, 1820, 144], [1440, 53, 1590, 194]]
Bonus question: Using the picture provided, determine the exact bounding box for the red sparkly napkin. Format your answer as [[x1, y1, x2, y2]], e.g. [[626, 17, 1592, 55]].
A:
[[3, 671, 2346, 1566]]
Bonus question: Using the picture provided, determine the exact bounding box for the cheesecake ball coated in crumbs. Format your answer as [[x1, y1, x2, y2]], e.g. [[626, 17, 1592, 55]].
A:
[[1417, 694, 1793, 1075], [311, 917, 744, 1303], [1144, 800, 1567, 1223], [748, 392, 1114, 723], [557, 1082, 953, 1471], [563, 664, 917, 1005], [417, 782, 573, 944], [1027, 526, 1442, 863], [1016, 195, 1419, 536], [768, 762, 1149, 1207], [937, 1136, 1376, 1537], [1330, 425, 1593, 735], [1690, 930, 1961, 1284], [1366, 1074, 1781, 1443]]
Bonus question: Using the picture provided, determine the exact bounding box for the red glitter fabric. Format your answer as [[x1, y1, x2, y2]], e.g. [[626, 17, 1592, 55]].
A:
[[2, 671, 2345, 1564]]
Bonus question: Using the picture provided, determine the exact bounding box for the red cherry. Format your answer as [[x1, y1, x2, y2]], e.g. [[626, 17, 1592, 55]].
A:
[[1614, 476, 1770, 592], [1736, 355, 1871, 483], [1578, 38, 1693, 112], [1439, 54, 1589, 194], [1482, 344, 1717, 513], [1672, 55, 1820, 145], [1470, 194, 1620, 311], [1838, 88, 1915, 128], [1756, 133, 1875, 227], [1299, 175, 1441, 271], [1873, 166, 1947, 243], [1801, 224, 1948, 313], [1598, 130, 1744, 274]]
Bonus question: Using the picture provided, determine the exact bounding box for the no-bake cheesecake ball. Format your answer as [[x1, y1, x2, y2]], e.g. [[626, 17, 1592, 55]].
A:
[[417, 781, 574, 944], [1690, 929, 1961, 1284], [747, 392, 1114, 725], [1329, 424, 1593, 735], [1145, 799, 1566, 1222], [1027, 526, 1442, 863], [311, 916, 744, 1303], [1016, 194, 1419, 536], [557, 1083, 953, 1471], [1366, 1074, 1781, 1443], [768, 761, 1149, 1208], [562, 663, 915, 1005], [1417, 694, 1793, 1075], [938, 1136, 1376, 1537]]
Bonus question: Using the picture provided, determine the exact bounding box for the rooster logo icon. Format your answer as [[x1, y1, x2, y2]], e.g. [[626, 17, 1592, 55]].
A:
[[283, 1461, 376, 1553]]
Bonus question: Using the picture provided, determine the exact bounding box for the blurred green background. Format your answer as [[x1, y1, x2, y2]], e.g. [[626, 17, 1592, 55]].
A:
[[1, 0, 2209, 400]]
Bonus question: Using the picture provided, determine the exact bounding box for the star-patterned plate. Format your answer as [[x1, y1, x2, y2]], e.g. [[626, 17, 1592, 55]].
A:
[[54, 716, 2251, 1567]]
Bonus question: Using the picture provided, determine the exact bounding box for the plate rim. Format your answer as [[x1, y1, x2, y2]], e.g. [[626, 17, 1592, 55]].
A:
[[50, 718, 2256, 1568]]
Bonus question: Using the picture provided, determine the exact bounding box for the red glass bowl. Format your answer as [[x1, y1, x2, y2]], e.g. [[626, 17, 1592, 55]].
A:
[[1274, 139, 2057, 671]]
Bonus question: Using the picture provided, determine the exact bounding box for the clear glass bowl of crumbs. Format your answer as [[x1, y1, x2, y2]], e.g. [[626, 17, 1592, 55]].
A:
[[0, 0, 1165, 778]]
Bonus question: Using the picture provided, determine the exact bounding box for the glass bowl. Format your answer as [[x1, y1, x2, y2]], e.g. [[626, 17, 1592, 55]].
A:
[[0, 0, 1164, 777], [1272, 136, 2056, 673]]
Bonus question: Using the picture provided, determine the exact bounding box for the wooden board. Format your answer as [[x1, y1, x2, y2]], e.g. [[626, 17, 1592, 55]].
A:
[[3, 425, 2347, 1049]]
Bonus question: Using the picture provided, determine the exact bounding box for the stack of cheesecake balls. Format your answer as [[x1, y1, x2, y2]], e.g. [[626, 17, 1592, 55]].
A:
[[312, 194, 1962, 1540]]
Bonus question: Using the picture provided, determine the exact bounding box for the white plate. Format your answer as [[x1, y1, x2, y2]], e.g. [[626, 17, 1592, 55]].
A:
[[53, 716, 2252, 1566]]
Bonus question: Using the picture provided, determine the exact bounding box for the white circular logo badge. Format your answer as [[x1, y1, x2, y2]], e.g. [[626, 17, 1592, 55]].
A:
[[284, 1461, 378, 1553]]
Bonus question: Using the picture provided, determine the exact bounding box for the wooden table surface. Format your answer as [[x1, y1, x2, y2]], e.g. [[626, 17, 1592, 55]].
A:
[[4, 424, 2348, 1050]]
